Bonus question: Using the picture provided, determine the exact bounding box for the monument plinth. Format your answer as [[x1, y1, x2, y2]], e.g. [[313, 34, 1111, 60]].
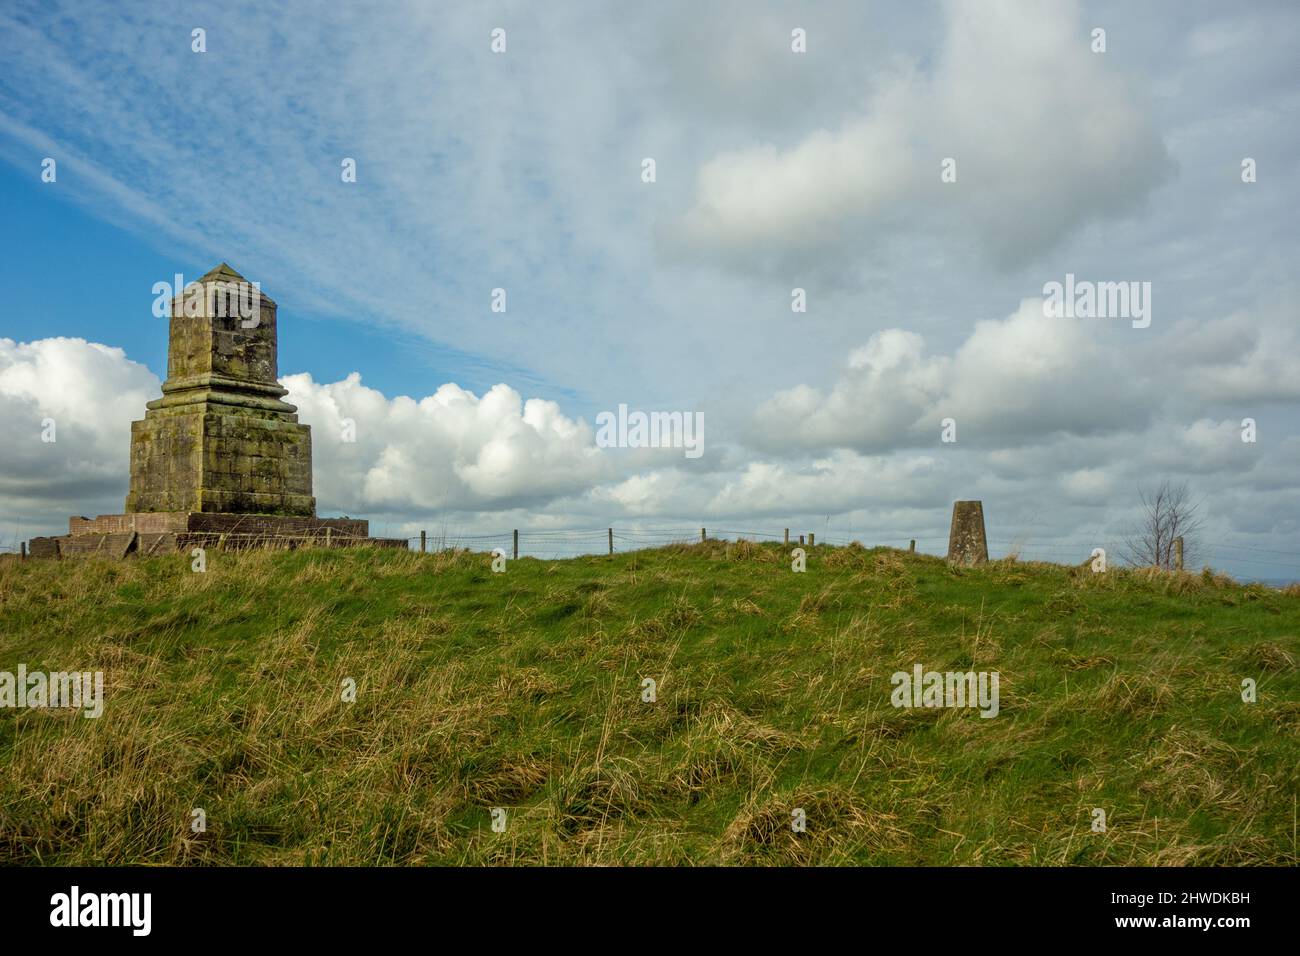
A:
[[30, 264, 404, 558]]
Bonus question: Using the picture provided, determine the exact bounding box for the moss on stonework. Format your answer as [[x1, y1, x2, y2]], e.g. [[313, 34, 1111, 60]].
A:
[[125, 269, 314, 516]]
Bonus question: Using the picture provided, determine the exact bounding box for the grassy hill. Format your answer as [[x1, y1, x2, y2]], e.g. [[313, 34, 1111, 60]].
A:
[[1, 541, 1296, 866]]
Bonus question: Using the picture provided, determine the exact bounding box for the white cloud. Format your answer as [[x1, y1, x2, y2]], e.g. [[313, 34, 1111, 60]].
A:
[[3, 333, 1299, 584], [0, 339, 961, 535], [283, 373, 613, 513], [1168, 308, 1300, 404], [705, 451, 944, 516], [667, 0, 1171, 271], [0, 337, 159, 526], [750, 299, 1151, 453], [1060, 468, 1115, 503], [749, 328, 946, 451], [673, 103, 918, 253]]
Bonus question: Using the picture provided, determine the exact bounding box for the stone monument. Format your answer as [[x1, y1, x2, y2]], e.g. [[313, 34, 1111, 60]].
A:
[[946, 500, 989, 566], [29, 264, 403, 558], [126, 263, 314, 516]]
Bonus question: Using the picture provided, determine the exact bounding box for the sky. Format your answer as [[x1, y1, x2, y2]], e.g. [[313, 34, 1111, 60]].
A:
[[1, 0, 1299, 578]]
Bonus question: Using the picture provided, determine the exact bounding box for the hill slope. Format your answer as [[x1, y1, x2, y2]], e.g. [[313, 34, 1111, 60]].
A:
[[1, 542, 1296, 865]]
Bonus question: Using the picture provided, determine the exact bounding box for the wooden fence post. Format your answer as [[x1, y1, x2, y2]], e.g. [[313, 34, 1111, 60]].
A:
[[784, 528, 789, 545], [325, 527, 332, 549], [809, 532, 815, 547], [701, 527, 706, 543], [420, 530, 426, 553], [513, 529, 519, 560], [20, 542, 26, 561], [909, 539, 916, 552], [608, 528, 613, 555]]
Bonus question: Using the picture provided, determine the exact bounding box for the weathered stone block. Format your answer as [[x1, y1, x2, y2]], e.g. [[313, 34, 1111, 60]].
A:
[[59, 532, 137, 559], [28, 536, 61, 559], [947, 500, 989, 566], [124, 264, 315, 517]]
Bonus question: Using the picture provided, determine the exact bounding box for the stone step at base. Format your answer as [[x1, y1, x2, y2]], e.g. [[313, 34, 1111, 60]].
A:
[[27, 537, 62, 559], [26, 524, 408, 559], [137, 533, 178, 556], [58, 532, 137, 559]]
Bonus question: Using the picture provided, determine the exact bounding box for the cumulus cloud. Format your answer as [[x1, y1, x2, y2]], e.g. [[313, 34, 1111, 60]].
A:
[[0, 340, 710, 534], [3, 333, 1299, 583], [284, 372, 614, 513], [749, 299, 1151, 453], [666, 0, 1171, 272], [0, 337, 158, 514], [746, 329, 944, 452], [1166, 307, 1300, 404], [0, 339, 961, 536], [1059, 467, 1115, 504], [705, 451, 945, 516], [0, 339, 634, 533]]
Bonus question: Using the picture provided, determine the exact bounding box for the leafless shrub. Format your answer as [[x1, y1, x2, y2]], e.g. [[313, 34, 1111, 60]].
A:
[[1121, 479, 1204, 569]]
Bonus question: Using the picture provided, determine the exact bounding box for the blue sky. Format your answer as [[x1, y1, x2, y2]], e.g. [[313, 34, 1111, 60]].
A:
[[0, 153, 549, 402], [2, 0, 1299, 580]]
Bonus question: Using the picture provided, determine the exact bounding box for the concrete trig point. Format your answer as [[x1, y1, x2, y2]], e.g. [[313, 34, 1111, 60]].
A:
[[28, 264, 404, 558], [946, 500, 988, 566]]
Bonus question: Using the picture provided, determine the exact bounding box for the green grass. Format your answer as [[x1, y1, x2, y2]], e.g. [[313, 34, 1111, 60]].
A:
[[0, 540, 1296, 865]]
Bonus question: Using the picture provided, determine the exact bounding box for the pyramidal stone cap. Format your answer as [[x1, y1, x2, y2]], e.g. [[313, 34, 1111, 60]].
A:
[[169, 262, 278, 309]]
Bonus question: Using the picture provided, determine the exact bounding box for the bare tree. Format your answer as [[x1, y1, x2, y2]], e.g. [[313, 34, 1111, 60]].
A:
[[1121, 479, 1205, 569]]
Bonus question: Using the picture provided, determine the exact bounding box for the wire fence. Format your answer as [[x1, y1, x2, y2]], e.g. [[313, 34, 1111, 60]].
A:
[[371, 526, 1300, 575], [4, 524, 1300, 579]]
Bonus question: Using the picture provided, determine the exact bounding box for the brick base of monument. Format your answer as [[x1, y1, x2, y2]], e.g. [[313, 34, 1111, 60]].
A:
[[27, 512, 407, 559]]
